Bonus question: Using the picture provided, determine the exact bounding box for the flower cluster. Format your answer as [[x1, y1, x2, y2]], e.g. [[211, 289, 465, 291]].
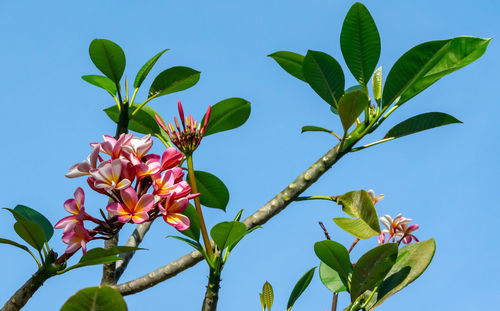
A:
[[378, 214, 419, 245], [55, 133, 196, 255]]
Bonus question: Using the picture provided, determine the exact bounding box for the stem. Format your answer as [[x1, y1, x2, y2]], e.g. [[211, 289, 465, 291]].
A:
[[331, 293, 338, 311], [348, 238, 360, 253], [295, 196, 335, 202], [201, 268, 221, 311], [129, 88, 139, 106], [360, 286, 378, 309], [350, 138, 394, 152], [186, 154, 214, 260], [130, 96, 156, 119]]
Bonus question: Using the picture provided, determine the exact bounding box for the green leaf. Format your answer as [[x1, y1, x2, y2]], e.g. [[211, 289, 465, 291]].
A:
[[14, 205, 53, 242], [319, 262, 347, 293], [334, 190, 381, 237], [134, 49, 169, 89], [302, 50, 345, 107], [187, 170, 229, 211], [337, 90, 369, 132], [233, 209, 244, 222], [382, 37, 491, 108], [384, 112, 462, 140], [167, 235, 202, 251], [228, 226, 261, 252], [61, 246, 143, 274], [368, 239, 436, 309], [262, 281, 274, 310], [372, 66, 382, 102], [0, 238, 32, 255], [82, 75, 117, 96], [350, 243, 398, 302], [60, 286, 127, 311], [301, 126, 335, 135], [148, 66, 200, 98], [177, 204, 200, 242], [89, 39, 126, 84], [210, 221, 247, 250], [268, 51, 306, 82], [103, 103, 170, 143], [314, 240, 351, 282], [340, 2, 381, 86], [332, 218, 380, 239], [286, 267, 316, 311], [5, 208, 46, 251], [259, 293, 265, 311], [202, 97, 251, 137]]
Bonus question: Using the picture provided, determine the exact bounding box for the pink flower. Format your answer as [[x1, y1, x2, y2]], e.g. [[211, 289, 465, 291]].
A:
[[54, 187, 86, 233], [61, 222, 93, 255], [135, 157, 161, 179], [160, 147, 183, 171], [90, 159, 131, 191], [106, 187, 154, 224], [98, 133, 133, 159], [66, 145, 100, 178], [378, 214, 419, 245], [122, 135, 153, 165], [153, 170, 191, 197], [158, 197, 190, 230], [400, 224, 420, 244]]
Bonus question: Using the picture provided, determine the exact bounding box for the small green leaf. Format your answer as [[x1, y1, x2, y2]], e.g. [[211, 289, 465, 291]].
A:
[[167, 235, 202, 251], [210, 221, 247, 250], [202, 97, 251, 137], [350, 243, 398, 302], [5, 208, 46, 251], [332, 218, 380, 239], [268, 51, 306, 82], [259, 293, 265, 311], [89, 39, 126, 84], [287, 267, 316, 311], [0, 238, 32, 255], [148, 66, 200, 98], [319, 262, 347, 293], [302, 50, 345, 107], [372, 66, 382, 102], [384, 112, 462, 140], [368, 239, 436, 309], [301, 126, 335, 135], [82, 75, 117, 96], [177, 204, 200, 241], [337, 90, 369, 132], [334, 190, 381, 236], [313, 240, 351, 282], [382, 37, 491, 109], [103, 103, 170, 143], [134, 49, 169, 89], [228, 226, 261, 252], [60, 286, 127, 311], [340, 2, 381, 86], [262, 281, 274, 310], [233, 209, 244, 222], [14, 205, 53, 242], [187, 170, 229, 211]]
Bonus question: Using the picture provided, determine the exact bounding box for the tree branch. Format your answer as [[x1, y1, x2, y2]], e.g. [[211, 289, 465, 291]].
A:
[[116, 143, 347, 295], [1, 269, 52, 311]]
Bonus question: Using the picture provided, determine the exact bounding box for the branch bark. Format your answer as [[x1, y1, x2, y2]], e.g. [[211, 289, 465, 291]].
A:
[[116, 143, 347, 295]]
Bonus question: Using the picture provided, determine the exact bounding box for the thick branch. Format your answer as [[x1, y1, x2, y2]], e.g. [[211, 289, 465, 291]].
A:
[[116, 143, 346, 295], [114, 222, 153, 282], [1, 269, 52, 311]]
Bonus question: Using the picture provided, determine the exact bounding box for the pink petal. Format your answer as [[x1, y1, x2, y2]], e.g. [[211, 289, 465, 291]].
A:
[[165, 213, 190, 231], [120, 187, 138, 210], [168, 198, 188, 213], [131, 212, 150, 224], [118, 214, 132, 223], [74, 187, 85, 208], [63, 198, 78, 214], [136, 193, 154, 213], [116, 179, 132, 190], [106, 202, 121, 214]]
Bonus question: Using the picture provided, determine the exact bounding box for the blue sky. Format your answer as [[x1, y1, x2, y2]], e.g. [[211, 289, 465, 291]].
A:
[[0, 0, 498, 310]]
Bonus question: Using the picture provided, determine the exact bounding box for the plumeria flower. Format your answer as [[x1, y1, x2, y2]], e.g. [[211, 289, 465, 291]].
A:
[[135, 157, 161, 179], [66, 145, 100, 178], [155, 101, 211, 155], [96, 133, 133, 159], [158, 197, 190, 230], [54, 187, 86, 233], [153, 170, 191, 197], [160, 147, 184, 171], [90, 159, 131, 191], [61, 222, 93, 255], [106, 187, 154, 224], [378, 214, 412, 244], [399, 223, 420, 244], [122, 134, 153, 165], [367, 189, 385, 205]]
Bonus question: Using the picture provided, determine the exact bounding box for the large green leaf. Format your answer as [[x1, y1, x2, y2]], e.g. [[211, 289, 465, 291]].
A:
[[202, 97, 251, 137], [337, 90, 369, 132], [319, 262, 347, 293], [82, 75, 117, 96], [340, 2, 381, 86], [14, 205, 53, 242], [384, 112, 462, 140], [313, 240, 351, 282], [302, 50, 345, 106], [5, 208, 46, 251], [382, 37, 491, 108], [103, 103, 170, 143], [60, 286, 127, 311], [262, 281, 274, 310], [350, 243, 398, 302], [89, 39, 126, 84], [268, 51, 306, 82], [334, 190, 381, 238], [210, 221, 247, 250], [187, 170, 229, 211], [367, 239, 436, 309], [134, 49, 169, 89], [61, 246, 143, 274], [177, 204, 200, 242], [286, 267, 316, 311], [148, 66, 200, 98]]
